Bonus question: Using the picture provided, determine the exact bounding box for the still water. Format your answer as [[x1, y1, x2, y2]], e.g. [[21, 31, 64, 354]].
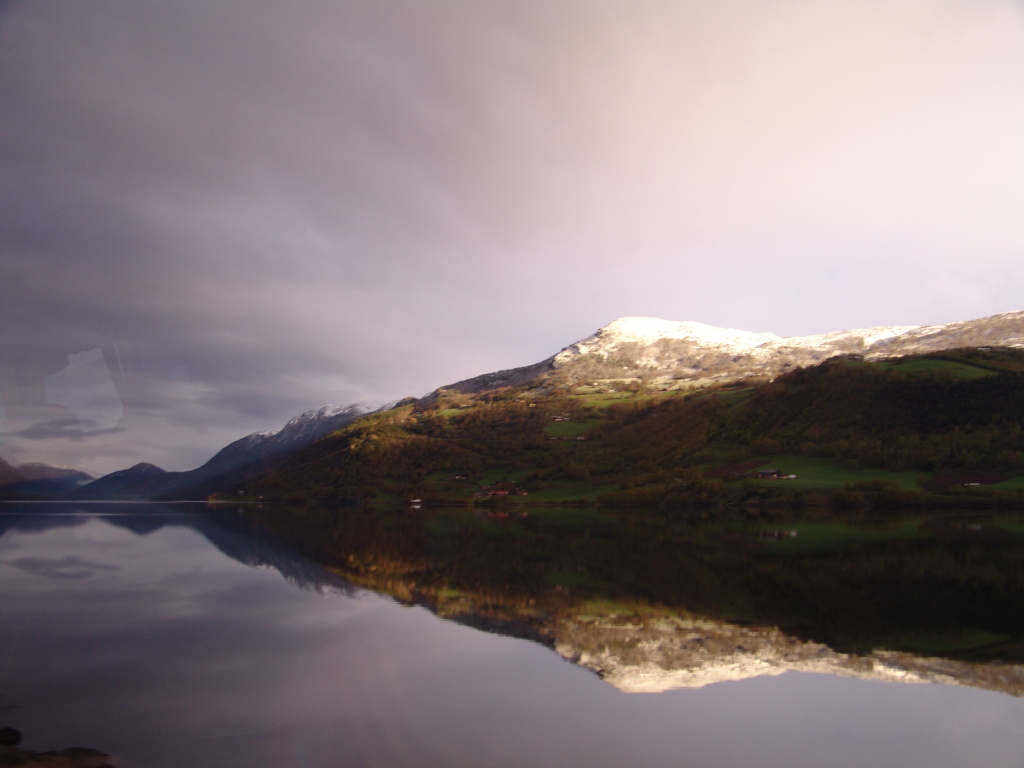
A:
[[2, 503, 1024, 767]]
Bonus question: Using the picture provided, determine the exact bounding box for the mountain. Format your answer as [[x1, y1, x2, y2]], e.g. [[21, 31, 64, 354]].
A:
[[11, 461, 94, 483], [73, 462, 167, 500], [0, 456, 25, 486], [90, 403, 381, 500], [437, 310, 1024, 396], [0, 460, 94, 499], [18, 310, 1023, 504], [244, 310, 1024, 507]]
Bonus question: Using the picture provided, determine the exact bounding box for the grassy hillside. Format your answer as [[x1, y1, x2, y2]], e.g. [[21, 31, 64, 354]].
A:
[[238, 347, 1024, 509]]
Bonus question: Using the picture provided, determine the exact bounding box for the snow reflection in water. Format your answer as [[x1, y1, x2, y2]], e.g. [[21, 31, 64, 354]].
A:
[[1, 504, 1023, 768]]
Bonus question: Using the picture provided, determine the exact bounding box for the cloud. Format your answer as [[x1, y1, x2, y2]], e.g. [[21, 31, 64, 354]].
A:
[[12, 419, 126, 442], [3, 0, 1023, 474]]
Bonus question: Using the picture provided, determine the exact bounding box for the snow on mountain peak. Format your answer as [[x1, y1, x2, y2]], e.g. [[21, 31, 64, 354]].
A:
[[548, 314, 1024, 379], [282, 402, 378, 429], [559, 316, 940, 362], [765, 325, 922, 351], [244, 403, 379, 444], [601, 317, 781, 348], [288, 404, 347, 426], [555, 317, 782, 363]]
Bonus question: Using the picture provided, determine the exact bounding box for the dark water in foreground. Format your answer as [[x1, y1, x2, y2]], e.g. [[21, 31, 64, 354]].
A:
[[2, 503, 1024, 768]]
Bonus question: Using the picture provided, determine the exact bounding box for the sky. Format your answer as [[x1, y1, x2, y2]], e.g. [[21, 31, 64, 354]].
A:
[[2, 0, 1024, 476]]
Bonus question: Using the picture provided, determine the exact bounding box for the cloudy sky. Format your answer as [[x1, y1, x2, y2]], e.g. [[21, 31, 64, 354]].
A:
[[3, 0, 1024, 476]]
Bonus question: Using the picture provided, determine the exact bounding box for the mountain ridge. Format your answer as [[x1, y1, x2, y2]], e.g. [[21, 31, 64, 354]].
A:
[[0, 458, 94, 499], [7, 310, 1023, 502], [243, 315, 1024, 507], [69, 402, 382, 501], [433, 310, 1024, 398]]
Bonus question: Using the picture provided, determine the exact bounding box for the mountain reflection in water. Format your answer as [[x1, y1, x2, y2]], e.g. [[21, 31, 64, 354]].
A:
[[3, 503, 1024, 768], [242, 503, 1024, 696]]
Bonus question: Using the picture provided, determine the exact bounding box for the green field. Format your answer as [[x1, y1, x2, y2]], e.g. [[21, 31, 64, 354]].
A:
[[875, 357, 997, 380], [474, 468, 531, 485], [435, 407, 465, 419], [570, 388, 634, 403], [524, 479, 607, 502], [571, 389, 684, 407], [744, 455, 925, 490], [423, 468, 607, 504], [713, 387, 755, 405], [544, 418, 601, 437]]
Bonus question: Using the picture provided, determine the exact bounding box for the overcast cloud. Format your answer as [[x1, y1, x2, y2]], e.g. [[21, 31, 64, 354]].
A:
[[2, 0, 1023, 475]]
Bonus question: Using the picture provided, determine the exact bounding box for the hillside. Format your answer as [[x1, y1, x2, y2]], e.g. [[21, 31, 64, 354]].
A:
[[0, 460, 94, 500], [434, 310, 1024, 397], [15, 310, 1020, 504], [69, 403, 378, 501], [241, 346, 1024, 509]]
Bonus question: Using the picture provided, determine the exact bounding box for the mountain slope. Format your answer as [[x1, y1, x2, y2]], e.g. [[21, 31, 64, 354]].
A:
[[0, 461, 94, 500], [83, 403, 380, 500], [73, 462, 167, 500], [244, 345, 1024, 507], [434, 311, 1024, 400], [545, 310, 1024, 389], [30, 310, 1024, 504], [0, 456, 26, 486]]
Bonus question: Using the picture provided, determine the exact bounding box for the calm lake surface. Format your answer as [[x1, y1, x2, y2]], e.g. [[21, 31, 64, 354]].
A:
[[3, 503, 1024, 768]]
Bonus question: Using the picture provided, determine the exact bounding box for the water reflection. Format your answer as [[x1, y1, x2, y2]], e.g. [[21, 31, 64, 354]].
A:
[[241, 504, 1024, 692], [2, 503, 1024, 768]]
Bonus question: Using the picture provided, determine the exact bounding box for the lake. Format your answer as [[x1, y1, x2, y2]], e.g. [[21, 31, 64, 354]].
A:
[[2, 502, 1024, 767]]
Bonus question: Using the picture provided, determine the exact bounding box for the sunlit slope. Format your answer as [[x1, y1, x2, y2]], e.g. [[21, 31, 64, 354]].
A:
[[435, 310, 1024, 397], [240, 348, 1024, 507]]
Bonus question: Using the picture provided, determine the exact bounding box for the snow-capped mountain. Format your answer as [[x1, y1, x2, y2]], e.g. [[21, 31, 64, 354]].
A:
[[549, 310, 1024, 384], [438, 310, 1024, 397], [75, 402, 381, 500], [558, 317, 785, 359], [248, 404, 380, 453], [60, 309, 1024, 499], [197, 401, 378, 467]]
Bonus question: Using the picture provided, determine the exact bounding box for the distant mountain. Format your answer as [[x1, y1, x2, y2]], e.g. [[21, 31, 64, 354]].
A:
[[436, 310, 1024, 396], [0, 459, 93, 499], [73, 462, 167, 500], [17, 310, 1024, 504], [0, 456, 25, 486], [11, 461, 94, 483], [84, 403, 381, 501], [246, 338, 1024, 507]]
